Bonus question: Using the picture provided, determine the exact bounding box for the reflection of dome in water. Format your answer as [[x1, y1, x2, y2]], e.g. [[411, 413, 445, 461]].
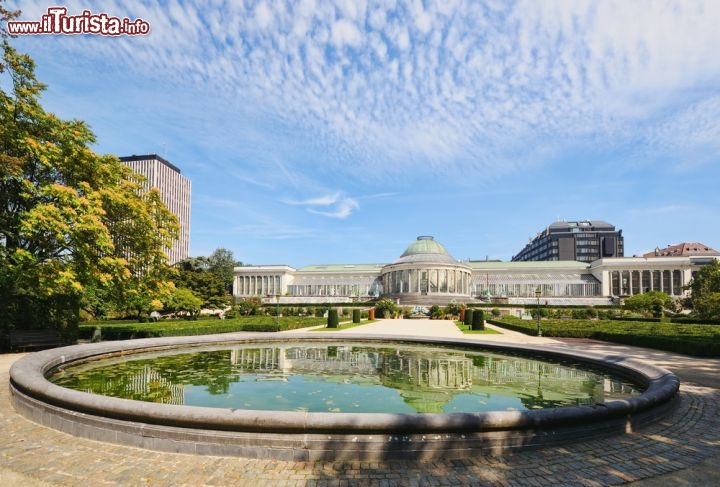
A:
[[394, 236, 457, 265]]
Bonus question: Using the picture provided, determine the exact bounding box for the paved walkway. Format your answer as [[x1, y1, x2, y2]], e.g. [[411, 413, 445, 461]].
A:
[[1, 319, 719, 486]]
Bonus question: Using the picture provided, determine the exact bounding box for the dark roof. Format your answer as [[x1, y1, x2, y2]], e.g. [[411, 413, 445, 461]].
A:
[[547, 220, 615, 231], [119, 154, 181, 174]]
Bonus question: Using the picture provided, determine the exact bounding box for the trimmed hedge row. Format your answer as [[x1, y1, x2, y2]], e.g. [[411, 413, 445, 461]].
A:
[[487, 317, 720, 357], [80, 316, 326, 341], [609, 316, 720, 326]]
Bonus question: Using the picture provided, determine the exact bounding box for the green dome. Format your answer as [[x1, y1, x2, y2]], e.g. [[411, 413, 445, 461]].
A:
[[401, 236, 450, 257], [396, 236, 456, 264]]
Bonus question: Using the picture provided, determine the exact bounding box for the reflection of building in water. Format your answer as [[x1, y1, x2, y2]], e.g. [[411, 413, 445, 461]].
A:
[[381, 351, 474, 413], [230, 348, 280, 371], [382, 352, 473, 390], [474, 356, 607, 405], [87, 365, 185, 405], [229, 346, 381, 375], [224, 346, 638, 411]]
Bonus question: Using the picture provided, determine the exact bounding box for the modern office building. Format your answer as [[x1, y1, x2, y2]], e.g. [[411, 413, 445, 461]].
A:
[[512, 220, 623, 262], [234, 235, 711, 306], [119, 154, 191, 264]]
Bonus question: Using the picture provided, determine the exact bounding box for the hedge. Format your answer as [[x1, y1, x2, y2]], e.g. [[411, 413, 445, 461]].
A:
[[79, 316, 326, 341], [472, 310, 484, 330], [464, 308, 474, 327], [327, 309, 339, 328], [487, 317, 720, 357]]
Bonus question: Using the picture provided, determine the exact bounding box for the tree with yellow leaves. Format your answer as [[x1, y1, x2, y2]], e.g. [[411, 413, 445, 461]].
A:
[[0, 20, 178, 343]]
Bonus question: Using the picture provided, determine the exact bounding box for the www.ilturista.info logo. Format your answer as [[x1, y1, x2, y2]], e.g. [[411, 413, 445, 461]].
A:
[[7, 7, 150, 36]]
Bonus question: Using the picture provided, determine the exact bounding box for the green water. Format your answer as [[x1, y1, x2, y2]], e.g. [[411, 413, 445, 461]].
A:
[[49, 343, 643, 414]]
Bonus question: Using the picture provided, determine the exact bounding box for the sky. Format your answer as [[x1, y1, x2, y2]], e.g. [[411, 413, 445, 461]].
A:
[[7, 0, 720, 267]]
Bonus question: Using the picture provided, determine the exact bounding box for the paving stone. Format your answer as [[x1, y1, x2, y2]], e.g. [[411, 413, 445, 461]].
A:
[[2, 328, 720, 486]]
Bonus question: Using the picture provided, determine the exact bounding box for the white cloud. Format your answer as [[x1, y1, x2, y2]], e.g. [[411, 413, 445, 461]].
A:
[[15, 0, 720, 181], [285, 193, 341, 206], [308, 197, 359, 219], [253, 2, 274, 30], [331, 19, 363, 48], [284, 192, 359, 219]]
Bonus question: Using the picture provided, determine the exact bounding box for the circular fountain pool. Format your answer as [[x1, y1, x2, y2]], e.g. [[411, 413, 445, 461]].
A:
[[9, 333, 679, 461]]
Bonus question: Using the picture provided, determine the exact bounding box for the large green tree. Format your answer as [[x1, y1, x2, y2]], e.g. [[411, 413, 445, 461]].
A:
[[0, 35, 178, 338], [207, 247, 241, 293], [173, 258, 230, 309], [688, 260, 720, 320]]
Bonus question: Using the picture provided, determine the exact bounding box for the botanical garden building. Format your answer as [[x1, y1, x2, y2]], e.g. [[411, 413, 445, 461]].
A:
[[233, 236, 713, 305]]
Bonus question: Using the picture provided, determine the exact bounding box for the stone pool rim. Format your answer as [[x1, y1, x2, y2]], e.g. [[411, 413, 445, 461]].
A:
[[9, 333, 680, 460]]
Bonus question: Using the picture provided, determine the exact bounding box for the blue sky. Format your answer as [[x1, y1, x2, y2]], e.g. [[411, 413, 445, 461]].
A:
[[9, 1, 720, 267]]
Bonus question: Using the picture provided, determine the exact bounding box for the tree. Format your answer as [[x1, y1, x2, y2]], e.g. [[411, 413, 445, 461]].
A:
[[0, 36, 178, 338], [235, 297, 262, 316], [0, 1, 20, 41], [165, 287, 202, 318], [624, 291, 675, 318], [688, 260, 720, 319], [173, 257, 230, 309], [207, 248, 241, 293]]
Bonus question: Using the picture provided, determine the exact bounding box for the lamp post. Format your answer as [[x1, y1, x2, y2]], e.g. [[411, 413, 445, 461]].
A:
[[535, 287, 542, 337]]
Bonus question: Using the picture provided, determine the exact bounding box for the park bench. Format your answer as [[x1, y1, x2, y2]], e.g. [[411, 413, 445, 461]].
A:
[[9, 329, 65, 352]]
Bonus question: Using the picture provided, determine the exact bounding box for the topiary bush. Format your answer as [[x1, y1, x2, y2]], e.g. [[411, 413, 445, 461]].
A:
[[464, 308, 474, 326], [472, 309, 484, 330], [352, 309, 361, 323], [327, 309, 339, 328]]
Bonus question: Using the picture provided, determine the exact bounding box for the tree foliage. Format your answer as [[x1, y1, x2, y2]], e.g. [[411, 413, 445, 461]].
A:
[[234, 297, 262, 316], [0, 38, 178, 335], [207, 247, 241, 293], [0, 1, 20, 42], [374, 298, 397, 318], [688, 260, 720, 319], [165, 287, 202, 317], [624, 291, 675, 318], [173, 257, 230, 309]]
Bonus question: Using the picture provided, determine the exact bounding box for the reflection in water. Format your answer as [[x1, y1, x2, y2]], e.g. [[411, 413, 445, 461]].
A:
[[50, 344, 643, 414]]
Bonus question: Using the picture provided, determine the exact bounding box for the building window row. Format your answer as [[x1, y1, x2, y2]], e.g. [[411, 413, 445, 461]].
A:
[[610, 269, 683, 296], [475, 282, 601, 298], [236, 275, 282, 296], [382, 268, 471, 295]]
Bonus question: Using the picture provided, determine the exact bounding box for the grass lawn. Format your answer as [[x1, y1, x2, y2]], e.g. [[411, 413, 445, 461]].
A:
[[489, 316, 720, 357], [312, 319, 377, 332], [455, 321, 501, 334]]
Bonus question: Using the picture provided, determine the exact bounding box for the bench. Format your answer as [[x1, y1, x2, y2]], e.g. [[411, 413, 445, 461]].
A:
[[9, 329, 64, 352]]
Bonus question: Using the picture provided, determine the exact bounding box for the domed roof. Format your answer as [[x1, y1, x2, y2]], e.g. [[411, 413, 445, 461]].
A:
[[394, 236, 457, 264]]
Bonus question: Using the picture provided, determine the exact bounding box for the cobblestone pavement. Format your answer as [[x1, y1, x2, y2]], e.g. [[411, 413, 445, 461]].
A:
[[2, 320, 719, 486]]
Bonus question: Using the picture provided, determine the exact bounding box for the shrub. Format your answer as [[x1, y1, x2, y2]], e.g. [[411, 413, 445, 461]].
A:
[[464, 308, 474, 326], [491, 308, 501, 317], [375, 298, 397, 318], [430, 305, 444, 319], [352, 309, 361, 323], [327, 309, 339, 328], [235, 297, 262, 316], [445, 302, 464, 317], [472, 310, 485, 330]]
